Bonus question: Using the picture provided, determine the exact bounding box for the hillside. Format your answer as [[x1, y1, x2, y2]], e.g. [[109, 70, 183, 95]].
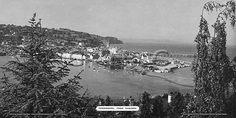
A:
[[0, 24, 123, 46]]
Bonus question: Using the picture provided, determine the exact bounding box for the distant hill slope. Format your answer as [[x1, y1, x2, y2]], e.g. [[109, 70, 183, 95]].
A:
[[0, 24, 123, 46], [90, 34, 123, 44]]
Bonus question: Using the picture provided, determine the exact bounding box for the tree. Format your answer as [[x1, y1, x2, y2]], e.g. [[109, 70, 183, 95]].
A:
[[225, 92, 236, 117], [104, 96, 115, 117], [140, 91, 152, 118], [230, 56, 236, 92], [85, 37, 104, 47], [186, 0, 236, 118], [0, 13, 90, 118], [168, 91, 185, 117], [151, 96, 164, 118]]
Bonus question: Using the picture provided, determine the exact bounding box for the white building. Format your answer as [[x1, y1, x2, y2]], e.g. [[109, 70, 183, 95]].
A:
[[87, 47, 94, 53], [109, 47, 118, 54], [57, 53, 86, 60]]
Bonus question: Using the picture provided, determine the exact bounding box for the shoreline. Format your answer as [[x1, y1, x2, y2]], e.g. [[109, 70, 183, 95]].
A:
[[0, 53, 195, 99]]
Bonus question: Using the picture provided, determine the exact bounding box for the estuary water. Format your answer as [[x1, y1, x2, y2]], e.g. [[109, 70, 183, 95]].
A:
[[0, 42, 235, 99]]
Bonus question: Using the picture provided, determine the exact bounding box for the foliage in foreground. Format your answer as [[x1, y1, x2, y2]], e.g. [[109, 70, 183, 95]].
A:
[[1, 1, 236, 117], [0, 13, 91, 118], [184, 0, 236, 118]]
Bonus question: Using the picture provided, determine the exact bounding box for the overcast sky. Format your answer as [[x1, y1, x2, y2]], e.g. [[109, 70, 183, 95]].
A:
[[0, 0, 235, 44]]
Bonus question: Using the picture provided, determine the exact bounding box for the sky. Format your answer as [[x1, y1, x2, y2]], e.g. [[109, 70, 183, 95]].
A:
[[0, 0, 235, 45]]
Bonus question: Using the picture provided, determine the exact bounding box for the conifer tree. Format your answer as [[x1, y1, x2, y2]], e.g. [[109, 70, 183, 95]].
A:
[[140, 91, 151, 118], [0, 13, 89, 118], [185, 0, 236, 118]]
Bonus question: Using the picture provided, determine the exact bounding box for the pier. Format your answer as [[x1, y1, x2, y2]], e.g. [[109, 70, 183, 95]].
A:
[[160, 53, 196, 58], [142, 49, 196, 58]]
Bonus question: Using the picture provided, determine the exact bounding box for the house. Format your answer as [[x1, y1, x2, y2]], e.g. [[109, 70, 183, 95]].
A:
[[87, 47, 94, 53], [132, 57, 140, 63], [78, 42, 85, 47], [109, 47, 118, 54], [70, 54, 84, 60], [141, 52, 148, 60], [101, 39, 110, 48], [1, 41, 8, 45]]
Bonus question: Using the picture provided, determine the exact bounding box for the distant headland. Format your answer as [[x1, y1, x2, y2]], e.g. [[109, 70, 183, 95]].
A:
[[0, 24, 123, 45]]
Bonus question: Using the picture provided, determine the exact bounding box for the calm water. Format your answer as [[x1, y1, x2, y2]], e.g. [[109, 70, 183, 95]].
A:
[[0, 57, 193, 99], [56, 61, 194, 99], [0, 42, 235, 99]]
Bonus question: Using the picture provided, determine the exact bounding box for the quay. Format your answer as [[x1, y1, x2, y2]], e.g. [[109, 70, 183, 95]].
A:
[[1, 42, 193, 74], [53, 47, 193, 74]]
